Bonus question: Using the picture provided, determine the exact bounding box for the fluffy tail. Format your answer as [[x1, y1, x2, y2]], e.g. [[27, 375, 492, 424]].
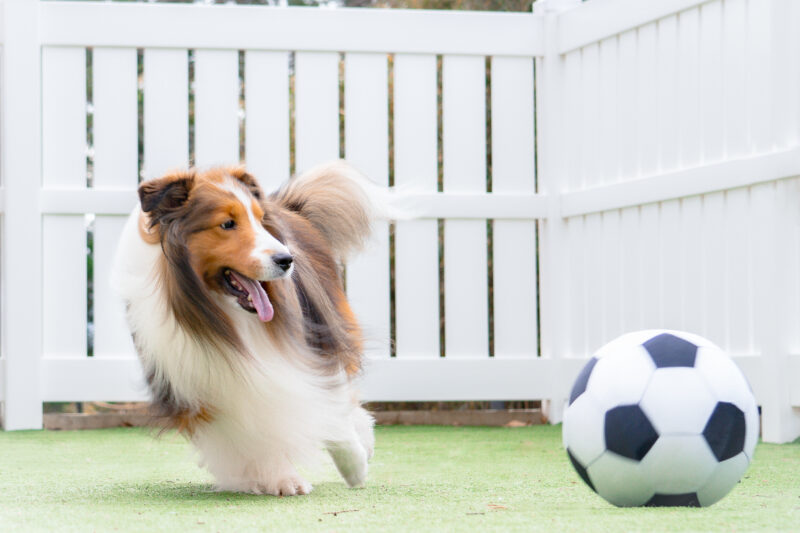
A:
[[271, 160, 399, 261]]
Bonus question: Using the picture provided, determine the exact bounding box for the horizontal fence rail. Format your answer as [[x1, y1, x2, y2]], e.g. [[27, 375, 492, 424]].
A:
[[40, 4, 545, 56], [1, 0, 799, 443]]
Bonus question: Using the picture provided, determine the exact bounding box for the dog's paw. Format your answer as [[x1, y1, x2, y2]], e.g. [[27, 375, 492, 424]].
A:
[[261, 475, 313, 497], [214, 474, 312, 496]]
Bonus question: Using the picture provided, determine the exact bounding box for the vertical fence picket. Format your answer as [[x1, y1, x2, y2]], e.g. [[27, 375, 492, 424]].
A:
[[636, 22, 658, 177], [92, 47, 138, 358], [491, 56, 537, 359], [700, 1, 724, 164], [344, 53, 391, 358], [702, 192, 727, 346], [294, 52, 339, 174], [680, 196, 704, 332], [393, 54, 439, 359], [42, 47, 87, 359], [194, 50, 240, 167], [639, 204, 661, 328], [659, 200, 682, 329], [722, 0, 747, 158], [442, 55, 489, 359], [143, 49, 189, 178], [677, 7, 701, 168], [2, 0, 44, 429], [617, 29, 636, 181], [725, 188, 753, 353], [657, 15, 679, 172], [244, 51, 290, 190], [619, 206, 642, 333]]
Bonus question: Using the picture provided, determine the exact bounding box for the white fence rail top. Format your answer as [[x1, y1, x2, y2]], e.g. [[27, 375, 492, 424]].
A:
[[40, 3, 545, 56]]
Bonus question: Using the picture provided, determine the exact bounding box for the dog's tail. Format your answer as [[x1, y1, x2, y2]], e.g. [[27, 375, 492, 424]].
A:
[[271, 160, 402, 262]]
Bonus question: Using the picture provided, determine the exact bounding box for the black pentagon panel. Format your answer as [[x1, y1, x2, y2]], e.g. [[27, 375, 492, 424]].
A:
[[645, 493, 701, 507], [569, 357, 598, 406], [605, 405, 659, 461], [703, 402, 746, 461], [643, 333, 698, 368], [566, 448, 596, 493]]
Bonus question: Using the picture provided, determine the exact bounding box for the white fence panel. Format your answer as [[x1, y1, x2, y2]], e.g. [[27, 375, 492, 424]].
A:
[[0, 0, 797, 442]]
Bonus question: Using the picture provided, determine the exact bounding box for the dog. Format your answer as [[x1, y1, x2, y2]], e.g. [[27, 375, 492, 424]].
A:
[[112, 161, 387, 495]]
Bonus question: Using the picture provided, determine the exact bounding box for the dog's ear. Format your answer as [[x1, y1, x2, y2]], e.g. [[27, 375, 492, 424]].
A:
[[229, 166, 264, 201], [139, 171, 195, 223]]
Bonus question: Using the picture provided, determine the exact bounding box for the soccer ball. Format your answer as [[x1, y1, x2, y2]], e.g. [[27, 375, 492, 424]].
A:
[[563, 330, 758, 507]]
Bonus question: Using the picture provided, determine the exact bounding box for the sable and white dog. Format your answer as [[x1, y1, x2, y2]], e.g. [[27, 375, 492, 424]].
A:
[[112, 161, 384, 495]]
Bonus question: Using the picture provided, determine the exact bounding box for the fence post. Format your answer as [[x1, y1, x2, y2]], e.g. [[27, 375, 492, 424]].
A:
[[535, 0, 579, 424], [1, 0, 43, 430]]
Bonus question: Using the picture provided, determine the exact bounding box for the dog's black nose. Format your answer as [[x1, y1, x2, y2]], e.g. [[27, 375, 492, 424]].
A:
[[272, 253, 294, 271]]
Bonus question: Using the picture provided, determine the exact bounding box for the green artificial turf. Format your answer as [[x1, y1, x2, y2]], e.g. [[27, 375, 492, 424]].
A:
[[0, 425, 797, 532]]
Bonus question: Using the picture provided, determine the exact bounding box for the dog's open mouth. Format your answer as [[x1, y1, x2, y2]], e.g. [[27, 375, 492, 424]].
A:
[[222, 269, 274, 322]]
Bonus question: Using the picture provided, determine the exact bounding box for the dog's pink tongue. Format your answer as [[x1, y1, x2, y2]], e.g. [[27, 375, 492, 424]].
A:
[[231, 271, 274, 322]]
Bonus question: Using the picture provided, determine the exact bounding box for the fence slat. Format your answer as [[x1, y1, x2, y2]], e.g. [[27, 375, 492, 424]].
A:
[[42, 46, 87, 360], [43, 47, 86, 188], [93, 48, 138, 188], [619, 206, 642, 333], [2, 0, 44, 428], [94, 218, 135, 358], [194, 49, 240, 167], [343, 53, 391, 358], [244, 51, 290, 190], [636, 22, 658, 177], [656, 14, 679, 172], [490, 56, 537, 359], [143, 49, 189, 178], [746, 0, 773, 154], [701, 192, 726, 346], [42, 216, 87, 358], [725, 188, 753, 353], [294, 52, 339, 174], [580, 43, 600, 188], [442, 55, 488, 359], [678, 7, 701, 168], [659, 200, 682, 329], [393, 53, 439, 359], [598, 36, 618, 184], [723, 0, 747, 158], [93, 47, 138, 358], [681, 196, 704, 332], [639, 204, 661, 328], [700, 0, 724, 163]]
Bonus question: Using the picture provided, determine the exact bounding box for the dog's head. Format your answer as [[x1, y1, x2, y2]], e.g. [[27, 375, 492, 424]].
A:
[[139, 167, 291, 323]]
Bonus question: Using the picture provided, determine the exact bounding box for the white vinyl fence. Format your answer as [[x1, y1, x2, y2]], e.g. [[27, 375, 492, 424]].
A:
[[1, 0, 799, 443]]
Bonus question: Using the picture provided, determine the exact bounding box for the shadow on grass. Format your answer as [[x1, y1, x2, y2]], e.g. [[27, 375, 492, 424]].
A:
[[87, 480, 360, 507]]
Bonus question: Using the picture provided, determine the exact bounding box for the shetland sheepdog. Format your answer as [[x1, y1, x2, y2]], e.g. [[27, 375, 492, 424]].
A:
[[112, 161, 388, 495]]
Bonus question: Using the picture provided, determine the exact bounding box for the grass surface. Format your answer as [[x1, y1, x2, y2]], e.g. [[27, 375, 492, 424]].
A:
[[0, 425, 797, 532]]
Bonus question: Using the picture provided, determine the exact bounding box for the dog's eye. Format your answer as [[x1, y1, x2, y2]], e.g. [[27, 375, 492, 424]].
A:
[[220, 219, 236, 230]]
